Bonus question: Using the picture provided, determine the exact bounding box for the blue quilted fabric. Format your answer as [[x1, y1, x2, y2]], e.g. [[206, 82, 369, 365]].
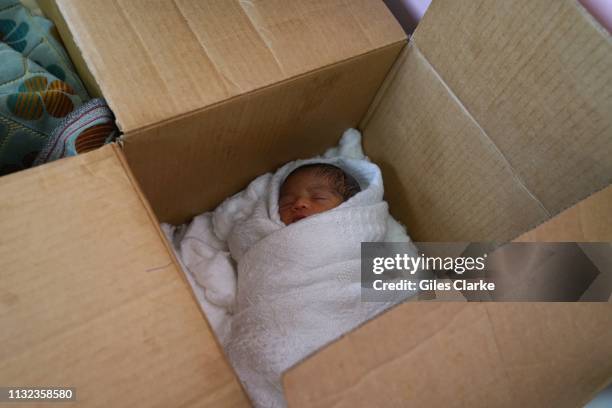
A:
[[0, 0, 89, 175]]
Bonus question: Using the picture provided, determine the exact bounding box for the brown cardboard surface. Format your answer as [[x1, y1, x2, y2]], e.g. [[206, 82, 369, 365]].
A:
[[283, 302, 612, 407], [362, 0, 612, 242], [42, 0, 405, 133], [413, 0, 612, 220], [283, 303, 512, 407], [124, 42, 404, 224], [515, 185, 612, 302], [362, 44, 549, 241], [516, 185, 612, 242], [0, 146, 248, 407]]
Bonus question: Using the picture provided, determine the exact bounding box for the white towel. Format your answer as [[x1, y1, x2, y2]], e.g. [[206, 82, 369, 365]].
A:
[[162, 129, 417, 407]]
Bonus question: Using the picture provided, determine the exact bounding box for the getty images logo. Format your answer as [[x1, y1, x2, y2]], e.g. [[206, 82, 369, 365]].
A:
[[372, 253, 487, 275]]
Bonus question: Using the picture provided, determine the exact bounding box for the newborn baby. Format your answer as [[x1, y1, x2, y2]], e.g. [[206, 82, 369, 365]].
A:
[[163, 129, 416, 408], [278, 163, 360, 225], [220, 152, 414, 408]]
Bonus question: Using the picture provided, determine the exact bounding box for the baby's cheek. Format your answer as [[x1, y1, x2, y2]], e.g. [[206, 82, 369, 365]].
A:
[[279, 209, 291, 223], [313, 204, 334, 214], [325, 201, 342, 211]]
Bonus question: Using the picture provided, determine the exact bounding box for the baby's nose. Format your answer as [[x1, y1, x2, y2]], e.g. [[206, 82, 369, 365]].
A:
[[293, 198, 310, 209]]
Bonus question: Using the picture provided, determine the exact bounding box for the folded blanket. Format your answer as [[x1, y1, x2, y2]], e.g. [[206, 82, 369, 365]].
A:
[[33, 98, 117, 165], [163, 129, 416, 408], [0, 0, 117, 174]]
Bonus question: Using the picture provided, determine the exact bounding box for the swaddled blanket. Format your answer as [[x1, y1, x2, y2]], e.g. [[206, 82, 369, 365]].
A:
[[163, 129, 416, 408]]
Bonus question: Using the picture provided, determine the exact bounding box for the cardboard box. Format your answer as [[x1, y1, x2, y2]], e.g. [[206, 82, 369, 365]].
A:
[[2, 0, 611, 406], [39, 0, 407, 224], [0, 146, 249, 406]]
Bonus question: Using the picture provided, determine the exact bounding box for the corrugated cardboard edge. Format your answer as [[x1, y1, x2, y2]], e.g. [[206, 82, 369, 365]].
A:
[[108, 143, 250, 401], [109, 143, 210, 323], [125, 40, 407, 139], [359, 42, 408, 130], [108, 143, 180, 275]]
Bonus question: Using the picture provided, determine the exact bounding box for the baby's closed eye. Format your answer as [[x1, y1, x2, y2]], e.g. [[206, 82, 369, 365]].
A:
[[279, 195, 293, 206]]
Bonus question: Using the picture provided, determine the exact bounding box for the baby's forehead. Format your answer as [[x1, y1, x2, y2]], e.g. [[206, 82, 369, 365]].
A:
[[280, 169, 336, 192]]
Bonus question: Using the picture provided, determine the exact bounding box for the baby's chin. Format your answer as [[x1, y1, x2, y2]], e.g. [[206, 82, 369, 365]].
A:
[[290, 214, 307, 224]]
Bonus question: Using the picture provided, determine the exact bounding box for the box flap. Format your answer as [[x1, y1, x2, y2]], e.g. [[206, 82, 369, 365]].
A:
[[516, 185, 612, 241], [0, 146, 249, 406], [283, 302, 612, 407], [363, 44, 550, 241], [362, 0, 612, 241], [45, 0, 405, 133], [412, 0, 612, 217], [123, 43, 404, 223]]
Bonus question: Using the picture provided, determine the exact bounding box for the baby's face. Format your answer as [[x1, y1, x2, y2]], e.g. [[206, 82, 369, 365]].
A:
[[279, 171, 343, 225]]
